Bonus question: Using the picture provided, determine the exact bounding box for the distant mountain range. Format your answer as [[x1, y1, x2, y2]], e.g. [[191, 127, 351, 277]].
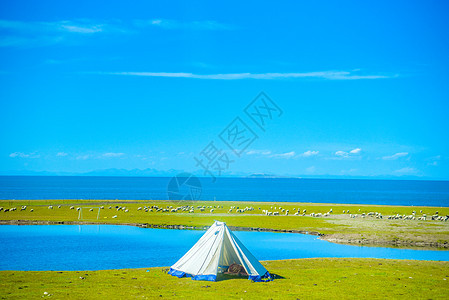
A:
[[0, 168, 435, 180]]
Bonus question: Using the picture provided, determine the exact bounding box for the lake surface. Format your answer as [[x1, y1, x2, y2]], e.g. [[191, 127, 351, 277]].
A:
[[0, 225, 448, 271], [1, 176, 449, 206]]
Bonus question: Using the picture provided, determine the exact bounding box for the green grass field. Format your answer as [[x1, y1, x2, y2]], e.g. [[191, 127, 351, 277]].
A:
[[1, 199, 448, 248], [1, 258, 448, 299]]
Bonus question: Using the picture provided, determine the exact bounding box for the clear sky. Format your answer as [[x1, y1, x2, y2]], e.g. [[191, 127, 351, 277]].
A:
[[1, 0, 448, 179]]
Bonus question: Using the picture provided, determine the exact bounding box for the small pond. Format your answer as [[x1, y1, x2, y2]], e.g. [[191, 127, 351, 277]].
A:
[[0, 225, 448, 271]]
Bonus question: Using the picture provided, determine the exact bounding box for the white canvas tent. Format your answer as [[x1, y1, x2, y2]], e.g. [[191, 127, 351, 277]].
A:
[[168, 221, 271, 282]]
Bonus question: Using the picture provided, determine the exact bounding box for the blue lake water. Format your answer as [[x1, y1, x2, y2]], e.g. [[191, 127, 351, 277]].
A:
[[1, 176, 449, 206], [0, 225, 447, 271]]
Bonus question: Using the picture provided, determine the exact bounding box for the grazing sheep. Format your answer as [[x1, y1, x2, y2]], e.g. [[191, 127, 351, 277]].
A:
[[124, 209, 129, 213], [210, 209, 214, 213], [100, 206, 104, 209], [137, 207, 142, 211], [76, 207, 81, 211], [109, 206, 112, 209], [70, 206, 75, 210], [48, 206, 53, 209], [343, 210, 346, 214], [30, 209, 34, 212], [112, 215, 117, 218], [58, 205, 62, 208], [89, 208, 93, 212]]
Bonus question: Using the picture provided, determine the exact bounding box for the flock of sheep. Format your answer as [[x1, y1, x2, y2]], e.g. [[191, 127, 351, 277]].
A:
[[1, 204, 448, 222]]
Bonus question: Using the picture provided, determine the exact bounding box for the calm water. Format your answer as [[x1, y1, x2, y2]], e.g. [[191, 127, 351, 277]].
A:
[[0, 225, 448, 271], [1, 176, 449, 206]]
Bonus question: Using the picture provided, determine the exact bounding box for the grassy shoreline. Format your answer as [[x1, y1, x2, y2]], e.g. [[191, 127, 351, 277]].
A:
[[1, 199, 449, 249], [1, 258, 448, 299]]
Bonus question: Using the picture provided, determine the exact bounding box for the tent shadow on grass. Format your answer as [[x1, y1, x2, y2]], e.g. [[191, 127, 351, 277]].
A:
[[215, 273, 285, 282]]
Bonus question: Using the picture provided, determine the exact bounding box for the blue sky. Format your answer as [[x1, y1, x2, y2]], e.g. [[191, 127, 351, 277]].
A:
[[0, 0, 448, 179]]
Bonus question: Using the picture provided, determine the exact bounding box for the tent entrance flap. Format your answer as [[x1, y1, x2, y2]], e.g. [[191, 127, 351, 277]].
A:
[[168, 221, 272, 282]]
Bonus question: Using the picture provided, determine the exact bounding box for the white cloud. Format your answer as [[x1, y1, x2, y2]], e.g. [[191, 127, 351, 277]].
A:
[[56, 152, 68, 157], [76, 155, 90, 160], [301, 150, 319, 157], [335, 150, 349, 157], [59, 24, 104, 33], [101, 70, 394, 81], [393, 167, 418, 175], [271, 151, 296, 159], [246, 150, 272, 155], [0, 20, 107, 34], [102, 152, 125, 158], [427, 155, 441, 166], [9, 152, 39, 158], [135, 19, 233, 30], [9, 152, 28, 158], [350, 148, 362, 154], [305, 166, 316, 174], [341, 168, 358, 175], [331, 148, 363, 160], [0, 19, 120, 47], [382, 152, 408, 160]]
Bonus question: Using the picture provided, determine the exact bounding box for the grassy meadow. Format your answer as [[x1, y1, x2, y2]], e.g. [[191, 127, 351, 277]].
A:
[[1, 258, 448, 299]]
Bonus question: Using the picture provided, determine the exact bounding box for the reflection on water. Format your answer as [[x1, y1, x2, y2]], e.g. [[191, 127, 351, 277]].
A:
[[0, 225, 447, 271]]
